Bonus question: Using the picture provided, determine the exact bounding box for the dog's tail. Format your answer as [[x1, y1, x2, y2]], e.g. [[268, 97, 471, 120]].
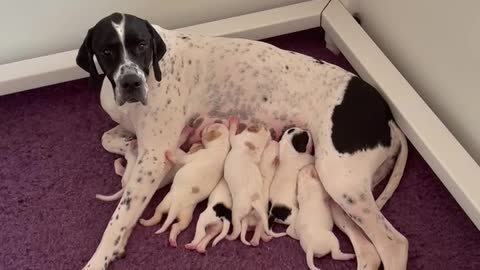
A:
[[212, 219, 230, 247], [306, 249, 320, 270], [252, 199, 283, 238], [240, 219, 251, 246], [376, 121, 408, 209], [186, 208, 216, 249], [95, 188, 124, 201]]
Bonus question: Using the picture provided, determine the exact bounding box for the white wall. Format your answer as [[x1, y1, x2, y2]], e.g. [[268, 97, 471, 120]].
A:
[[0, 0, 306, 64], [351, 0, 480, 164]]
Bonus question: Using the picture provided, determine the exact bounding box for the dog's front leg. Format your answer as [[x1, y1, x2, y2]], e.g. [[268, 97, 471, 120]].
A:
[[101, 125, 136, 155], [83, 122, 184, 270]]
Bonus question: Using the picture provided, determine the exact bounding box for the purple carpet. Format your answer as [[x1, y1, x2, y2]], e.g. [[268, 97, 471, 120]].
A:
[[1, 28, 479, 270]]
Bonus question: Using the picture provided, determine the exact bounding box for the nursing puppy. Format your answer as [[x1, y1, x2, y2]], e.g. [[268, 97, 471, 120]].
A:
[[291, 165, 355, 270], [224, 117, 272, 242], [268, 127, 314, 237], [185, 178, 232, 252], [140, 123, 230, 247], [96, 127, 193, 201], [138, 143, 203, 228], [96, 140, 139, 201], [240, 140, 279, 246]]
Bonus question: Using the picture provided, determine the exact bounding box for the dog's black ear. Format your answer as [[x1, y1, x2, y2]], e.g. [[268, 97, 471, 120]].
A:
[[145, 20, 166, 82], [76, 28, 103, 89]]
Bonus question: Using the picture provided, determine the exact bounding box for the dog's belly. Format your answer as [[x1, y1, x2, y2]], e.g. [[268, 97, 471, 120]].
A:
[[181, 38, 355, 143]]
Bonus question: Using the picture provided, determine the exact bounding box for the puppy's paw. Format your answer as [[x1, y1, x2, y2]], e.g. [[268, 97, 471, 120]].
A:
[[196, 246, 207, 254], [169, 238, 177, 248], [184, 243, 197, 250], [226, 234, 237, 241], [250, 239, 260, 247], [114, 157, 127, 176], [228, 116, 240, 128], [165, 150, 175, 164]]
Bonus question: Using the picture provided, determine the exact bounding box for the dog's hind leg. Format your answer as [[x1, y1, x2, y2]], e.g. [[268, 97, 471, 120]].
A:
[[212, 219, 230, 247], [317, 151, 408, 270], [169, 205, 195, 247], [325, 231, 356, 261], [227, 200, 250, 241], [330, 202, 381, 270], [186, 208, 217, 249], [139, 192, 172, 226], [196, 222, 223, 253]]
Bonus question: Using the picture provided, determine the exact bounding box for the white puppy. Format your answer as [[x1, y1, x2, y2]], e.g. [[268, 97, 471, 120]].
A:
[[268, 127, 314, 237], [140, 123, 230, 247], [96, 140, 139, 201], [224, 117, 272, 242], [289, 164, 355, 270], [185, 178, 232, 252], [95, 126, 193, 201], [239, 139, 279, 246]]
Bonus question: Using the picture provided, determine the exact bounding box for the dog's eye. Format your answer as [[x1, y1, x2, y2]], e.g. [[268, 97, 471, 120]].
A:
[[102, 49, 112, 56], [137, 42, 147, 51]]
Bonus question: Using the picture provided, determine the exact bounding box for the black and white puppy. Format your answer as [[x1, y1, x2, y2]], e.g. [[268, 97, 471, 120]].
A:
[[268, 127, 314, 237], [76, 12, 165, 106]]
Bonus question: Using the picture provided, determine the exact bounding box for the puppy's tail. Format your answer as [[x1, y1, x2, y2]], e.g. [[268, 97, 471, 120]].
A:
[[240, 219, 251, 246], [186, 208, 216, 248], [306, 249, 320, 270], [95, 188, 124, 202], [252, 199, 284, 238], [212, 219, 230, 247], [376, 122, 409, 209]]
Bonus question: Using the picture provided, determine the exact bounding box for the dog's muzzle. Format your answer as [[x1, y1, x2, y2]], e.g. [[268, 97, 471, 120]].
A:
[[116, 73, 148, 106]]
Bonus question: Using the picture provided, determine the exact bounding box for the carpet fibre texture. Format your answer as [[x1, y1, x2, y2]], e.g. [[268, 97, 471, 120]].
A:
[[1, 28, 479, 270]]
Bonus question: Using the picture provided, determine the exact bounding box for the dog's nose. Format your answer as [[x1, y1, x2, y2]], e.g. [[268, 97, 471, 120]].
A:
[[120, 74, 142, 91]]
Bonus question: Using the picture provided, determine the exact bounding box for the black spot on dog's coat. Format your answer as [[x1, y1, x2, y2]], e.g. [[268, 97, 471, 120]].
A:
[[331, 76, 393, 154], [270, 204, 291, 222], [213, 203, 232, 222], [291, 131, 309, 153]]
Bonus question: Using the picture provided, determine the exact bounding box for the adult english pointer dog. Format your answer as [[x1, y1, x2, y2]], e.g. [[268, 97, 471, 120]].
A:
[[76, 13, 408, 270]]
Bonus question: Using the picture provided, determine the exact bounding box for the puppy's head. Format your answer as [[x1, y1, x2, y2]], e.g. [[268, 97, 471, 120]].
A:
[[280, 127, 314, 155], [188, 142, 204, 154], [297, 164, 320, 203], [201, 123, 229, 147], [76, 13, 166, 106]]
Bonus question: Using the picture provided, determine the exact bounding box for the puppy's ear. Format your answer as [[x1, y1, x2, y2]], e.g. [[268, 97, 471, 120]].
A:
[[145, 20, 166, 82], [76, 28, 103, 89]]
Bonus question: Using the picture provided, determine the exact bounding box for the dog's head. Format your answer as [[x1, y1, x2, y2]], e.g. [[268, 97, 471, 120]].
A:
[[201, 123, 229, 147], [280, 127, 314, 155], [76, 13, 166, 106]]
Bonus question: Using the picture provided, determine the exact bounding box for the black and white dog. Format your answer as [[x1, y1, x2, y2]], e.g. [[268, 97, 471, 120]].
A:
[[77, 13, 408, 270]]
